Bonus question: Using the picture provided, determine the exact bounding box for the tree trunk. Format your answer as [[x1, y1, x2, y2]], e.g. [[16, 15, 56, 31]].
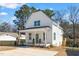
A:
[[73, 22, 76, 46]]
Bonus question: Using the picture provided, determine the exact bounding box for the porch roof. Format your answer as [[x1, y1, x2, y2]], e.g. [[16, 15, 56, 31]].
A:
[[26, 26, 51, 29], [19, 26, 51, 32]]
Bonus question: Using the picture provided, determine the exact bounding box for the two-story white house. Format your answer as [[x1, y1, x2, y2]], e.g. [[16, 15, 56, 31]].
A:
[[19, 11, 63, 47]]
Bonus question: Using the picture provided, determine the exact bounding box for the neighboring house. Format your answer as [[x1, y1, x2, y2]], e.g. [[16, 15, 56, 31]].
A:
[[0, 32, 18, 46], [19, 11, 63, 47]]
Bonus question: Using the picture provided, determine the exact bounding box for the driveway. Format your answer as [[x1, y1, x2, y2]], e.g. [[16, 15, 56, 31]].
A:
[[0, 47, 58, 56]]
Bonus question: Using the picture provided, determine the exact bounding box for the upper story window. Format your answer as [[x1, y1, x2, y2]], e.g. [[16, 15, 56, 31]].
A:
[[34, 20, 40, 26]]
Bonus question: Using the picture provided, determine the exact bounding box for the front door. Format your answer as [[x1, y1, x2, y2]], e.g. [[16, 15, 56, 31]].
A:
[[36, 34, 39, 43]]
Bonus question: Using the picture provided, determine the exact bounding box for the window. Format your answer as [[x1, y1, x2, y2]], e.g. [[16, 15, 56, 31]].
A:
[[54, 32, 56, 40], [34, 20, 40, 26], [43, 32, 45, 41], [29, 33, 31, 40]]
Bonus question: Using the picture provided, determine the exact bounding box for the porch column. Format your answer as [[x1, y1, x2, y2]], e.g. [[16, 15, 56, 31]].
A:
[[45, 31, 47, 47], [18, 32, 21, 45], [25, 32, 27, 45], [34, 32, 36, 45]]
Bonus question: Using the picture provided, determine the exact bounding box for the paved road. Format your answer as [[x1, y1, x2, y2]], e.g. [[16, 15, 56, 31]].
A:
[[0, 47, 58, 56]]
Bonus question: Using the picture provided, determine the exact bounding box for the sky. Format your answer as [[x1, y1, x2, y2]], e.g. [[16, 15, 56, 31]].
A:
[[0, 3, 79, 25]]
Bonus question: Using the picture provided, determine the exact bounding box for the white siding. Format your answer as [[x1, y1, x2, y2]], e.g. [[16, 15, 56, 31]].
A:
[[46, 29, 52, 44], [25, 11, 52, 28], [52, 24, 63, 46]]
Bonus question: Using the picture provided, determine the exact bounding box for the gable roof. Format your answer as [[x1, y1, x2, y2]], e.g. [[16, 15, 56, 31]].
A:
[[26, 11, 63, 30]]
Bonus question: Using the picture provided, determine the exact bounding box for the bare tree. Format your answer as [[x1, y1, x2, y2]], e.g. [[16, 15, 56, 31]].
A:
[[67, 6, 79, 46], [54, 6, 79, 47], [54, 10, 66, 23], [0, 22, 15, 32], [54, 10, 70, 37]]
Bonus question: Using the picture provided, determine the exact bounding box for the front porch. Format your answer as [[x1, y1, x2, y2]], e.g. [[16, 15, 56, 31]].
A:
[[19, 26, 51, 47]]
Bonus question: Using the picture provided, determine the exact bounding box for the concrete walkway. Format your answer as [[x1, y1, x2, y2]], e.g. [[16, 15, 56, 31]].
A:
[[0, 47, 58, 56]]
